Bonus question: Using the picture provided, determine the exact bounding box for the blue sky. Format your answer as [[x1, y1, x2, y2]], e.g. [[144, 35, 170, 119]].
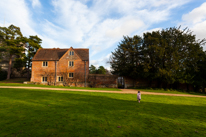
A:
[[0, 0, 206, 70]]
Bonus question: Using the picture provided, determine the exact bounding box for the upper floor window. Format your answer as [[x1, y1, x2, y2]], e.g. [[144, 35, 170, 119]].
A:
[[42, 61, 48, 67], [69, 73, 74, 78], [42, 77, 47, 82], [70, 51, 74, 55], [58, 76, 63, 82], [69, 61, 74, 67]]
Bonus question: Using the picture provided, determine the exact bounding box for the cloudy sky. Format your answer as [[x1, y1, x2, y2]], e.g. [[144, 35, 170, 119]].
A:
[[0, 0, 206, 69]]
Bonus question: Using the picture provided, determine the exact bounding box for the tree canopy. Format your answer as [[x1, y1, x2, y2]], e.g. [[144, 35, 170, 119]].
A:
[[0, 24, 42, 79], [89, 65, 107, 74], [110, 26, 206, 90]]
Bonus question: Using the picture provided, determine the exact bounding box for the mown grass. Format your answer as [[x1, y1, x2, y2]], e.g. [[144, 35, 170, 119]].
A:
[[0, 83, 121, 91], [0, 88, 206, 136], [134, 88, 206, 96]]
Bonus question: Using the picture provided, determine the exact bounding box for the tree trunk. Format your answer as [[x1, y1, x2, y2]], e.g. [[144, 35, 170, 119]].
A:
[[7, 54, 12, 79]]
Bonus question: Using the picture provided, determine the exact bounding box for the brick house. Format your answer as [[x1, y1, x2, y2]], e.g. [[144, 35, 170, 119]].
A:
[[31, 47, 89, 86]]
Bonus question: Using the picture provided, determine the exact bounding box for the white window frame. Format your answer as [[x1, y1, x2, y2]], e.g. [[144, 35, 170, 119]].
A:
[[69, 73, 74, 78], [69, 51, 74, 55], [42, 61, 48, 67], [58, 76, 63, 82], [42, 77, 47, 82], [69, 61, 74, 67]]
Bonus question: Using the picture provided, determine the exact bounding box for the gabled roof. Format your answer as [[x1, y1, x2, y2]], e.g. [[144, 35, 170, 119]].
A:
[[32, 48, 89, 61], [74, 49, 89, 61]]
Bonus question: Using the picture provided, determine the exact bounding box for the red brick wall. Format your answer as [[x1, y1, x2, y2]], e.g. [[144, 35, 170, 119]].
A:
[[30, 49, 89, 84]]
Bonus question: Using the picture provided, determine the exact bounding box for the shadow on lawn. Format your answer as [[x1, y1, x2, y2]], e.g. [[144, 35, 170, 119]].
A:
[[0, 89, 206, 137]]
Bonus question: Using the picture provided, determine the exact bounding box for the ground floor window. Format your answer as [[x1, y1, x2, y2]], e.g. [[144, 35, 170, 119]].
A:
[[58, 76, 63, 82], [42, 77, 47, 82], [69, 73, 74, 78]]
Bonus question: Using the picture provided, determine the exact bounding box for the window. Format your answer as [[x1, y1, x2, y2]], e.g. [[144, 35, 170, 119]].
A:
[[70, 51, 74, 55], [69, 73, 74, 78], [42, 61, 48, 67], [42, 77, 47, 82], [69, 61, 74, 67], [58, 76, 63, 82]]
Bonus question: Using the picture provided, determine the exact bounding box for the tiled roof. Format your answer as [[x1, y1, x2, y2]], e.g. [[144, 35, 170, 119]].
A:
[[74, 49, 89, 61], [32, 48, 89, 61]]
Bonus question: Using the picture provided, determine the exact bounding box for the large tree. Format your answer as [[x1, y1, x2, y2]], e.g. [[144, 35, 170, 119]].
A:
[[0, 25, 24, 79], [142, 27, 205, 88], [110, 35, 144, 79], [110, 27, 206, 90], [0, 25, 42, 79]]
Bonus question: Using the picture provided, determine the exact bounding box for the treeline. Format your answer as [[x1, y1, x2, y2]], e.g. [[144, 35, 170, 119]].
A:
[[89, 65, 107, 74], [110, 27, 206, 91], [0, 24, 42, 79]]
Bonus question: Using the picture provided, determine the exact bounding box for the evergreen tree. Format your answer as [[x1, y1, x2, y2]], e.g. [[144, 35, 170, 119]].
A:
[[110, 35, 144, 79], [0, 25, 24, 79], [142, 27, 205, 87], [97, 66, 106, 74], [89, 65, 97, 74], [0, 25, 42, 79]]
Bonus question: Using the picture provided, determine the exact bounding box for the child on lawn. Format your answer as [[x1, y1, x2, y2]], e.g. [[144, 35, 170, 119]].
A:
[[137, 91, 141, 103]]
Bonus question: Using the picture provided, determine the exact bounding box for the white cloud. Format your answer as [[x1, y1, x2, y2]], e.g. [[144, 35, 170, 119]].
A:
[[0, 0, 197, 68], [182, 2, 206, 25], [30, 0, 41, 8], [0, 0, 37, 36], [45, 0, 194, 67], [180, 2, 206, 50]]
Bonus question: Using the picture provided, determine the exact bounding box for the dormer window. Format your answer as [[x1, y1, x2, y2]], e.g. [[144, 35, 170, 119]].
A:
[[70, 51, 74, 55], [42, 61, 48, 67]]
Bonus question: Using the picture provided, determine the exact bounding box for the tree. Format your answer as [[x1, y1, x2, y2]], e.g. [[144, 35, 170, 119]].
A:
[[110, 35, 144, 79], [97, 66, 106, 74], [142, 27, 205, 88], [89, 65, 97, 74], [89, 65, 107, 74], [0, 25, 24, 79], [0, 25, 42, 79], [110, 26, 206, 90], [192, 51, 206, 91], [24, 35, 42, 78]]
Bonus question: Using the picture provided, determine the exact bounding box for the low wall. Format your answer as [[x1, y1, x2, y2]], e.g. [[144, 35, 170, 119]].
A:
[[88, 74, 118, 88]]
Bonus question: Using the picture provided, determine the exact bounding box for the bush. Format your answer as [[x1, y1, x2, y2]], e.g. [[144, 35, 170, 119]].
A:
[[0, 70, 7, 81]]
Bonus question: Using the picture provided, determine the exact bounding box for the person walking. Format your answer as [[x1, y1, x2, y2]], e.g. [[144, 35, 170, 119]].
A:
[[137, 91, 141, 103]]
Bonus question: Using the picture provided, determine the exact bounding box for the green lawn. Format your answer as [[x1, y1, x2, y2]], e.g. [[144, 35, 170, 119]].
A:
[[0, 83, 121, 91], [0, 88, 206, 136], [135, 88, 206, 96]]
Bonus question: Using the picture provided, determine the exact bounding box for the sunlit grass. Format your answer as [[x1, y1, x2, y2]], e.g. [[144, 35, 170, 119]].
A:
[[134, 88, 206, 96], [0, 83, 121, 91], [0, 88, 206, 136]]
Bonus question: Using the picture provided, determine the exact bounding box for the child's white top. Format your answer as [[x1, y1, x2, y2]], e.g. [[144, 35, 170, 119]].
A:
[[137, 93, 141, 99]]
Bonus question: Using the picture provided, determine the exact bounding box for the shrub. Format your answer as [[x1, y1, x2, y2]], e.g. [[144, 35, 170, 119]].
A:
[[0, 70, 7, 81]]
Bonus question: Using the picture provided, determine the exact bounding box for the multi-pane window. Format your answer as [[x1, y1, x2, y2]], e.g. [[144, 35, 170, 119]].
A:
[[42, 61, 48, 67], [58, 76, 63, 82], [42, 77, 47, 82], [69, 61, 74, 67], [70, 51, 74, 55], [69, 73, 74, 78]]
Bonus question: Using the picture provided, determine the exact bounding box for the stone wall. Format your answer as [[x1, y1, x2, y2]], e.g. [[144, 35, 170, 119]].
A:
[[88, 74, 118, 88]]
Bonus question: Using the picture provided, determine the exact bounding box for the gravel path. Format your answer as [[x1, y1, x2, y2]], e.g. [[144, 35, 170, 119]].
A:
[[0, 86, 206, 98]]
